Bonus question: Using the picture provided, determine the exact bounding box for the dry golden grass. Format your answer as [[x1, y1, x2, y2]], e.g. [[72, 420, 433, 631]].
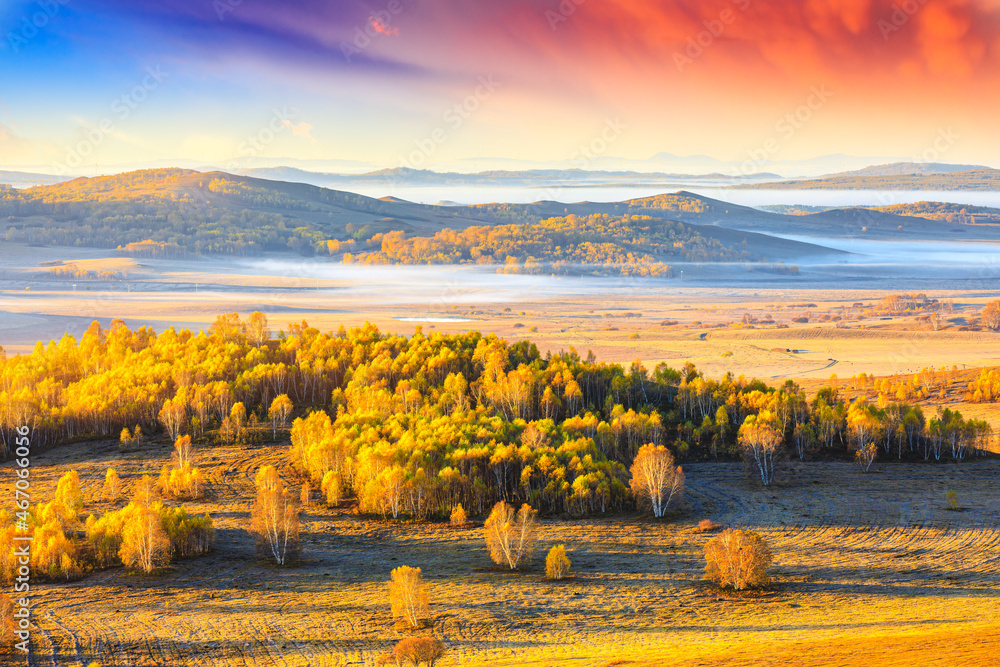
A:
[[3, 437, 999, 666]]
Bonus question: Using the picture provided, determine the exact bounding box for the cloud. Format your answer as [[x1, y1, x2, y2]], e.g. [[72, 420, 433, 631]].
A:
[[281, 120, 316, 143], [369, 16, 399, 37]]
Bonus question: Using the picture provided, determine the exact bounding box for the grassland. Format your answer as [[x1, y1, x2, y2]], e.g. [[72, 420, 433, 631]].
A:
[[3, 234, 1000, 665], [7, 436, 999, 666]]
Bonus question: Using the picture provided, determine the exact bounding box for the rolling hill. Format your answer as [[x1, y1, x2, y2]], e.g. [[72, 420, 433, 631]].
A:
[[732, 166, 1000, 191], [5, 169, 1000, 271], [0, 169, 839, 264]]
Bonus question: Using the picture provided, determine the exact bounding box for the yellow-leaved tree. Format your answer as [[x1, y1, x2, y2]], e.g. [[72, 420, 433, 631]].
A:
[[388, 565, 429, 629], [629, 444, 684, 518], [119, 504, 172, 574], [704, 529, 773, 591], [102, 468, 122, 502], [249, 465, 299, 565], [484, 501, 537, 570]]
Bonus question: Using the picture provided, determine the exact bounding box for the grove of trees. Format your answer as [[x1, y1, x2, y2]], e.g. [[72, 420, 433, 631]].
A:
[[0, 312, 992, 541]]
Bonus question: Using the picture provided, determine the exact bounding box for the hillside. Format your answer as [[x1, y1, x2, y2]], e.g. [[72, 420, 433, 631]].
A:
[[0, 169, 512, 255], [0, 169, 838, 263], [6, 169, 1000, 267], [733, 168, 1000, 191], [482, 191, 1000, 241]]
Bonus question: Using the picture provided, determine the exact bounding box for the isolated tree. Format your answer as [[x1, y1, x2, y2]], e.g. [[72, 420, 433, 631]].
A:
[[704, 529, 773, 591], [484, 501, 537, 570], [389, 565, 429, 629], [545, 544, 571, 580], [268, 394, 293, 437], [738, 412, 782, 486], [855, 441, 878, 472], [300, 481, 312, 507], [450, 503, 468, 527], [983, 300, 1000, 331], [249, 465, 300, 565], [629, 444, 684, 517], [119, 505, 171, 573], [102, 468, 122, 502]]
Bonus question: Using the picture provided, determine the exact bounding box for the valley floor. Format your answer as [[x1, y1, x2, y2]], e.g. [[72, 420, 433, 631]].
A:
[[8, 439, 1000, 666]]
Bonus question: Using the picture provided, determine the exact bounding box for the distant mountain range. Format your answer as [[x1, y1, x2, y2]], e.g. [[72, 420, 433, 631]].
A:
[[0, 170, 69, 188], [233, 166, 780, 189], [734, 167, 1000, 191], [4, 169, 1000, 271]]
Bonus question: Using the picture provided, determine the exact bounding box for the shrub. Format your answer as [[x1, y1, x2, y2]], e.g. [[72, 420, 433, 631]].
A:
[[383, 637, 446, 667], [704, 529, 772, 591], [946, 489, 959, 510], [450, 503, 468, 527], [695, 519, 721, 533], [545, 545, 571, 580]]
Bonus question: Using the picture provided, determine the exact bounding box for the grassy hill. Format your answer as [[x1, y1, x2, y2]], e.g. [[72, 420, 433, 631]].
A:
[[5, 169, 999, 267], [0, 169, 838, 265]]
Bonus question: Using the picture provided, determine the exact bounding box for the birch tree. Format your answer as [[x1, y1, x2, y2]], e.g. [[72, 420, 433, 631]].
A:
[[119, 505, 171, 573], [249, 465, 300, 565], [738, 412, 782, 487], [388, 565, 429, 629], [629, 444, 684, 517], [484, 501, 537, 570]]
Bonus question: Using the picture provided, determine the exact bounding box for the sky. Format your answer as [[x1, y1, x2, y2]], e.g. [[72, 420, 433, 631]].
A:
[[1, 0, 999, 174]]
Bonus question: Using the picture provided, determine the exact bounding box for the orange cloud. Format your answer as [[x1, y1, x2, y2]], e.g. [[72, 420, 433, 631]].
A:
[[369, 16, 399, 37]]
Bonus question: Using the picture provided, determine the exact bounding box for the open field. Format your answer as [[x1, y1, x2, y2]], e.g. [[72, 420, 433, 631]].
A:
[[6, 438, 999, 666], [3, 245, 1000, 381]]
